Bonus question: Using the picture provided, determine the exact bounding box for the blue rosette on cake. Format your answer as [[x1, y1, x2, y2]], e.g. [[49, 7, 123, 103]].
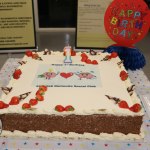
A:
[[104, 45, 146, 70]]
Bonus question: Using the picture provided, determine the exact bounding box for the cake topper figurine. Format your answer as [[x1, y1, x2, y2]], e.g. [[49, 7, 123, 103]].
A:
[[63, 45, 72, 63]]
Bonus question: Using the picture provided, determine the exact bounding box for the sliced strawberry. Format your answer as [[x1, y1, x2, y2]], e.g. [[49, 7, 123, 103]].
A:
[[55, 105, 65, 112], [9, 96, 20, 105], [14, 69, 22, 76], [118, 101, 129, 109], [92, 60, 98, 65], [29, 99, 38, 106], [0, 101, 9, 109], [65, 105, 75, 111], [129, 103, 141, 113], [36, 90, 45, 96], [120, 71, 127, 77], [39, 85, 47, 92], [13, 73, 20, 79], [25, 50, 33, 57], [110, 52, 118, 58], [22, 103, 31, 109], [86, 59, 92, 64], [36, 94, 44, 101]]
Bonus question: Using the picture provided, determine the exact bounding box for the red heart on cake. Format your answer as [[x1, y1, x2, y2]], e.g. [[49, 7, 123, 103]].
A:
[[60, 72, 73, 79]]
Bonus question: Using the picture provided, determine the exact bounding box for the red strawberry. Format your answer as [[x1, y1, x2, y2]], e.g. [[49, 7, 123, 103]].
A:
[[13, 73, 20, 79], [110, 52, 118, 58], [0, 101, 9, 109], [25, 50, 33, 57], [105, 55, 111, 60], [65, 105, 75, 111], [63, 52, 66, 56], [3, 103, 9, 108], [71, 50, 76, 56], [29, 99, 38, 106], [36, 90, 45, 96], [55, 105, 65, 112], [121, 74, 128, 81], [92, 60, 98, 65], [81, 53, 88, 58], [118, 101, 129, 109], [86, 59, 92, 64], [36, 94, 44, 101], [22, 103, 31, 109], [14, 69, 22, 75], [9, 96, 20, 105], [120, 71, 127, 77], [129, 103, 141, 113], [39, 85, 47, 92], [81, 57, 88, 62], [32, 53, 39, 59]]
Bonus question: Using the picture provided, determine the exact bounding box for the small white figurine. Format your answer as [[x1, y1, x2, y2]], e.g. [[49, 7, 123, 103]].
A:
[[63, 45, 72, 63]]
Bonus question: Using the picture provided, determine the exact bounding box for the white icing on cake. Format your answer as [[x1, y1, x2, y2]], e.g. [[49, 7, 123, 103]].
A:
[[0, 51, 144, 116], [1, 129, 144, 140]]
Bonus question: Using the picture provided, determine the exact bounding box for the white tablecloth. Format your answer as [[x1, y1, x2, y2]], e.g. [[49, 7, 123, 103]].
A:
[[0, 58, 150, 150]]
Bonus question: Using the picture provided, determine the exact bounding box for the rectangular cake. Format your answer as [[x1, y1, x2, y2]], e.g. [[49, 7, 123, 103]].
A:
[[0, 49, 144, 140]]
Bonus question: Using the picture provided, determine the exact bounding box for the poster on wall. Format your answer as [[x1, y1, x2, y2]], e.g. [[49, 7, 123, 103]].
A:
[[76, 0, 114, 49], [0, 0, 36, 50]]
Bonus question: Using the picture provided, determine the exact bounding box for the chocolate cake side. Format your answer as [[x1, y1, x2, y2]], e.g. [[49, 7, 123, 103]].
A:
[[0, 113, 143, 135]]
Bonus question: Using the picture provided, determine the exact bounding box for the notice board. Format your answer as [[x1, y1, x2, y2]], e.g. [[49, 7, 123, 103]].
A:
[[76, 0, 114, 49], [0, 0, 36, 50]]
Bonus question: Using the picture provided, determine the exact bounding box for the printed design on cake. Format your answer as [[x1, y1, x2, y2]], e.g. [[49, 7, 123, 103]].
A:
[[38, 69, 59, 80], [75, 71, 96, 80], [33, 64, 101, 88], [60, 72, 73, 79]]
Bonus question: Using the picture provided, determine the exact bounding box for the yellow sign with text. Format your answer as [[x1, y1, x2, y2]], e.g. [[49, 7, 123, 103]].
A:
[[0, 0, 36, 49], [76, 0, 114, 49]]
